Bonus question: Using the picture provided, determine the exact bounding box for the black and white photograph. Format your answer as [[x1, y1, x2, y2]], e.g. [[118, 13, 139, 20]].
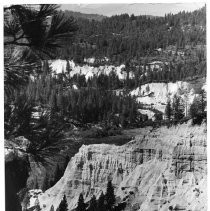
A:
[[4, 2, 207, 211]]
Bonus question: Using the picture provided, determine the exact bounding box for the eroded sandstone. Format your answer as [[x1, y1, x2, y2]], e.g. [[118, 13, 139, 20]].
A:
[[35, 123, 207, 211]]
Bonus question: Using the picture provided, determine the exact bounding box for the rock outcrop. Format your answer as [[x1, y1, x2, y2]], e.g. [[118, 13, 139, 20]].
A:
[[130, 78, 205, 115], [49, 59, 135, 80], [36, 122, 207, 211]]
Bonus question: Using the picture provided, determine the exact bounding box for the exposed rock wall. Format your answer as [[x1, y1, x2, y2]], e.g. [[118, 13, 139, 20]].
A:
[[130, 78, 206, 115], [49, 59, 135, 80], [37, 123, 207, 211]]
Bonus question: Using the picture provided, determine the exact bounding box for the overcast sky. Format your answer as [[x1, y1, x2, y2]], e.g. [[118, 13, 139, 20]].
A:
[[61, 3, 205, 17]]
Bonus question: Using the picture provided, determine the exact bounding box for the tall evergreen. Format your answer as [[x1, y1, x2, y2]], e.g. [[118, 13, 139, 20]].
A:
[[97, 192, 106, 211], [57, 195, 68, 211], [165, 100, 172, 120], [105, 180, 115, 211], [189, 90, 206, 124], [87, 195, 97, 211], [50, 205, 55, 211], [76, 193, 86, 211], [172, 95, 184, 121]]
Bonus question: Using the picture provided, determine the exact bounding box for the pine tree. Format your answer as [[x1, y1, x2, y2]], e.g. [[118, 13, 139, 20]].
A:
[[97, 192, 106, 211], [105, 180, 115, 211], [190, 98, 199, 119], [165, 100, 172, 120], [76, 193, 86, 211], [172, 95, 184, 121], [57, 195, 68, 211], [189, 90, 206, 124], [88, 195, 97, 211], [50, 205, 55, 211]]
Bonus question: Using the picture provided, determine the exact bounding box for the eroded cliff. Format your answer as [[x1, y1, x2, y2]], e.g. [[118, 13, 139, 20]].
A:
[[36, 122, 207, 211]]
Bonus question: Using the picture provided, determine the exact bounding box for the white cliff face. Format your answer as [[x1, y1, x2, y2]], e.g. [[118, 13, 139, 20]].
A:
[[130, 80, 205, 116], [37, 123, 207, 211], [49, 59, 134, 80]]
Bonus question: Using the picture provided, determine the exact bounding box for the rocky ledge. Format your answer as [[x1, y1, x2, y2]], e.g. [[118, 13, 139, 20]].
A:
[[36, 122, 206, 211]]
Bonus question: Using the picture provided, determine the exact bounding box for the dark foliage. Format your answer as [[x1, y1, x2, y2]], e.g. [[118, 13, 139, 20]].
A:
[[97, 192, 106, 211], [165, 100, 172, 120], [87, 195, 97, 211], [4, 4, 78, 94], [172, 95, 185, 121], [57, 195, 68, 211], [105, 180, 115, 211], [189, 90, 206, 124], [76, 194, 86, 211]]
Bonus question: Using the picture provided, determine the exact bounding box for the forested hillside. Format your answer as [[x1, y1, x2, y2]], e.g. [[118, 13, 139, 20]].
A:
[[4, 5, 206, 144], [63, 10, 106, 21], [58, 6, 206, 64]]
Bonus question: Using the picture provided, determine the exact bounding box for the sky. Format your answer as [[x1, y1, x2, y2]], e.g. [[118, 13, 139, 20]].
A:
[[61, 3, 205, 17]]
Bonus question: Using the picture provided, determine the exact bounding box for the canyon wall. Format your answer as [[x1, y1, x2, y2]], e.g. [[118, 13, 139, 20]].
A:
[[36, 122, 207, 211]]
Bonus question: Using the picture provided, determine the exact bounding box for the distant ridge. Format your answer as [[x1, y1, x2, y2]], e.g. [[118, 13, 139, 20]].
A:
[[63, 10, 106, 21]]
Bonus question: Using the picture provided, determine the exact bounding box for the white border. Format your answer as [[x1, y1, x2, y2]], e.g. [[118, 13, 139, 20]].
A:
[[0, 1, 208, 211]]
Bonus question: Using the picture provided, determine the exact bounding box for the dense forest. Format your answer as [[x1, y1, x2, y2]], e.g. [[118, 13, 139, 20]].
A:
[[4, 5, 207, 145], [57, 6, 206, 64]]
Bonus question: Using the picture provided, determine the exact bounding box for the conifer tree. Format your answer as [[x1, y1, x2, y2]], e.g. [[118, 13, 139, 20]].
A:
[[105, 180, 115, 211], [76, 193, 86, 211], [189, 90, 206, 124], [165, 100, 172, 120], [97, 192, 106, 211], [88, 195, 97, 211], [172, 95, 184, 121], [50, 205, 55, 211], [57, 195, 68, 211]]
